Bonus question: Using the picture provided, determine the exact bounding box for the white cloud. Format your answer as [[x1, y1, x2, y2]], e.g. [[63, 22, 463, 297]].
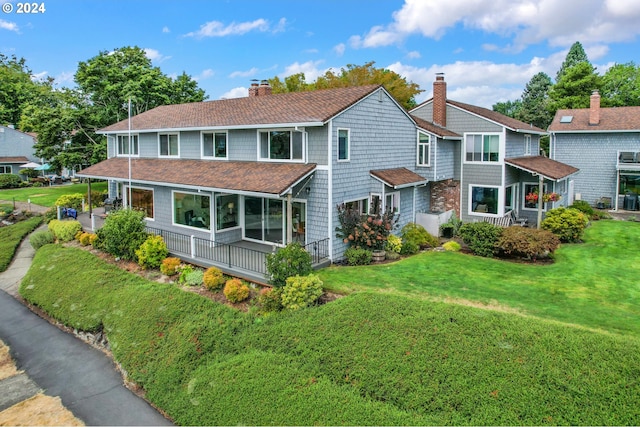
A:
[[273, 17, 287, 34], [54, 71, 74, 86], [0, 19, 19, 32], [144, 48, 171, 63], [350, 0, 640, 51], [194, 69, 215, 81], [31, 71, 49, 82], [219, 87, 249, 99], [185, 18, 270, 38], [229, 67, 259, 78], [406, 50, 421, 59], [333, 43, 345, 56], [162, 26, 170, 33]]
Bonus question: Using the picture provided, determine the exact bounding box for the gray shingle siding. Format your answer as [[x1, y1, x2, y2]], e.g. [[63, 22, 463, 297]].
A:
[[434, 139, 458, 181], [0, 126, 37, 161], [461, 163, 503, 222], [553, 132, 640, 206]]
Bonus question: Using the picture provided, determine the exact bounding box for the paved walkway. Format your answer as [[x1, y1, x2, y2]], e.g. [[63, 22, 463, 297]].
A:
[[0, 220, 173, 426]]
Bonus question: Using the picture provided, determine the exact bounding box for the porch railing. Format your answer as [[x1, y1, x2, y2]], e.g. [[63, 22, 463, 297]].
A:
[[146, 226, 330, 277]]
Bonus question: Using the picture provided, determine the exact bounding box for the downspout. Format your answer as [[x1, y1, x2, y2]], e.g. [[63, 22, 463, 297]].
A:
[[327, 120, 333, 260]]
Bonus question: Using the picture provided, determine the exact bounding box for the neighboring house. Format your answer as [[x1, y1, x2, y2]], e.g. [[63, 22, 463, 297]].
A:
[[549, 91, 640, 211], [0, 125, 38, 176], [77, 82, 463, 276], [410, 75, 578, 225]]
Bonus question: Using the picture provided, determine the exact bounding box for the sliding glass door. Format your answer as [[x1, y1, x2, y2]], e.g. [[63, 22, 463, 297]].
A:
[[243, 197, 284, 244]]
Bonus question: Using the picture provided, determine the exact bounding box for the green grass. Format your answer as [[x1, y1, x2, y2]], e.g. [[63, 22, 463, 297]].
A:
[[0, 181, 107, 208], [0, 216, 43, 272], [20, 238, 640, 426], [319, 220, 640, 336]]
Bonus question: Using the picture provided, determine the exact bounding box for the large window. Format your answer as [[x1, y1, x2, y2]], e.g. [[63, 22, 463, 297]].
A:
[[0, 166, 10, 174], [202, 132, 227, 159], [173, 191, 211, 230], [216, 193, 238, 230], [465, 134, 499, 162], [524, 134, 532, 155], [159, 133, 179, 157], [117, 134, 139, 156], [344, 198, 368, 215], [127, 187, 154, 219], [470, 186, 499, 214], [417, 131, 431, 166], [260, 130, 304, 161], [338, 129, 349, 161]]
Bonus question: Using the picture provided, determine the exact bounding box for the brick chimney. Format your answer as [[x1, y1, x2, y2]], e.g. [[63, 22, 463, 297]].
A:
[[433, 73, 447, 127], [258, 79, 272, 96], [248, 81, 259, 97], [589, 90, 600, 125]]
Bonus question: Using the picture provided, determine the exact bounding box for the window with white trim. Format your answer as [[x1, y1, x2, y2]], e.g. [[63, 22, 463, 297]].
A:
[[524, 134, 532, 155], [505, 184, 516, 212], [202, 132, 227, 159], [173, 191, 211, 230], [523, 182, 548, 211], [417, 131, 431, 166], [465, 134, 499, 162], [470, 186, 499, 214], [117, 134, 139, 156], [385, 192, 400, 214], [125, 186, 154, 219], [159, 133, 179, 157], [344, 198, 368, 215], [338, 128, 350, 161], [369, 193, 381, 215], [0, 166, 11, 174], [259, 129, 304, 161]]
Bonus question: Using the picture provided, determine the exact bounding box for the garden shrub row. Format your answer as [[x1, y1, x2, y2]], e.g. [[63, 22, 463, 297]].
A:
[[19, 245, 640, 426]]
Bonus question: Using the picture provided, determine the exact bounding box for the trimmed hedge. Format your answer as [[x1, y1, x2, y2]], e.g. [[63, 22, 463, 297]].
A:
[[48, 219, 82, 243]]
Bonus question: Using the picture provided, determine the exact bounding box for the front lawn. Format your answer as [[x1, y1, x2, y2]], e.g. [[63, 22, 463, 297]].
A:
[[0, 181, 107, 208], [319, 220, 640, 336], [0, 216, 43, 272], [20, 244, 640, 425]]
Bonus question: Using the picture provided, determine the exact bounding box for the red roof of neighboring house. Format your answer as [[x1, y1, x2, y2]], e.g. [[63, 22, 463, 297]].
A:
[[549, 106, 640, 132], [77, 158, 316, 195], [370, 167, 428, 189], [100, 85, 382, 133], [505, 156, 579, 181], [0, 156, 30, 164]]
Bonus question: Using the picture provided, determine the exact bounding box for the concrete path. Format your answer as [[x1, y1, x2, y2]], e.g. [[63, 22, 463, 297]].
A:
[[0, 219, 173, 426]]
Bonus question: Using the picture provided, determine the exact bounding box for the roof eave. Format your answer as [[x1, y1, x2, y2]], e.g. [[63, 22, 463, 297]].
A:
[[98, 121, 325, 135]]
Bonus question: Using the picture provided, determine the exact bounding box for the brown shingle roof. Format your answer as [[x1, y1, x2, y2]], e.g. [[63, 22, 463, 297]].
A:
[[448, 100, 547, 134], [0, 156, 30, 164], [370, 167, 428, 189], [77, 158, 316, 195], [549, 106, 640, 132], [411, 115, 461, 138], [100, 85, 381, 133], [505, 156, 579, 181]]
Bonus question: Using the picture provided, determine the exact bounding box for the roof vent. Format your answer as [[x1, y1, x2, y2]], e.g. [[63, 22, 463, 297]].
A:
[[560, 116, 573, 123]]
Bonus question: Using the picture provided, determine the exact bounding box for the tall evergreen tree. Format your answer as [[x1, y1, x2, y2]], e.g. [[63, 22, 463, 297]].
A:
[[548, 62, 602, 111], [492, 100, 522, 118], [518, 72, 554, 129], [556, 41, 590, 82]]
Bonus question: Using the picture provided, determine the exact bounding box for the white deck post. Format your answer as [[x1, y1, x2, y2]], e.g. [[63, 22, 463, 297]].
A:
[[190, 235, 196, 258]]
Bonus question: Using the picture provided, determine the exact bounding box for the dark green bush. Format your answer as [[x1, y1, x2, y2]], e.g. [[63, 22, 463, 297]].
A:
[[541, 207, 589, 243], [0, 174, 22, 189], [399, 240, 419, 255], [570, 200, 595, 217], [344, 247, 372, 266], [29, 230, 55, 250], [281, 274, 323, 310], [135, 235, 169, 269], [497, 226, 560, 261], [96, 208, 147, 260], [458, 222, 502, 257], [265, 242, 312, 288], [401, 222, 439, 248]]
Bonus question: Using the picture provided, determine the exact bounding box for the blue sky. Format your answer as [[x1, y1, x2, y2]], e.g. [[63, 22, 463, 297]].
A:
[[2, 0, 639, 108]]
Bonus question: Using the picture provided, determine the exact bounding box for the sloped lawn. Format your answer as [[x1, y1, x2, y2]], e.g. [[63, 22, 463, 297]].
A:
[[0, 216, 42, 272], [20, 233, 640, 425], [319, 220, 640, 336], [0, 181, 107, 208]]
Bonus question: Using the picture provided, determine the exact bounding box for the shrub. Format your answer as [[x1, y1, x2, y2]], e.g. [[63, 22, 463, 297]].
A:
[[48, 219, 83, 243], [281, 274, 323, 310], [135, 235, 169, 269], [161, 257, 181, 276], [385, 251, 401, 261], [257, 287, 283, 313], [96, 208, 147, 260], [335, 203, 398, 250], [386, 234, 402, 254], [458, 222, 502, 257], [0, 174, 22, 189], [75, 230, 85, 241], [344, 247, 372, 266], [178, 265, 204, 286], [43, 208, 57, 224], [399, 240, 419, 255], [442, 241, 461, 252], [541, 207, 589, 243], [224, 278, 250, 303], [89, 233, 98, 246], [401, 222, 439, 248], [265, 242, 312, 288], [497, 227, 560, 261], [203, 267, 225, 291], [54, 193, 84, 209], [79, 232, 92, 246], [570, 200, 595, 217], [29, 230, 55, 250]]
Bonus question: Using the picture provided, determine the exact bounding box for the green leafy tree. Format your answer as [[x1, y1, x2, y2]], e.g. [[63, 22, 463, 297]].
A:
[[548, 62, 602, 111], [492, 99, 522, 118], [556, 41, 590, 82], [269, 61, 422, 110], [601, 62, 640, 107]]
